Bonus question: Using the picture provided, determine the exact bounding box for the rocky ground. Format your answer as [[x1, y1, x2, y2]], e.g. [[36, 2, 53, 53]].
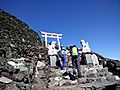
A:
[[0, 9, 50, 90], [47, 65, 120, 90]]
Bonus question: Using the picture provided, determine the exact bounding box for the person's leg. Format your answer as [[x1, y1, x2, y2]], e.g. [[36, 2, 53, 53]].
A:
[[61, 56, 66, 69], [72, 56, 76, 68], [72, 56, 76, 74], [61, 57, 64, 69], [76, 56, 82, 78], [63, 56, 67, 68]]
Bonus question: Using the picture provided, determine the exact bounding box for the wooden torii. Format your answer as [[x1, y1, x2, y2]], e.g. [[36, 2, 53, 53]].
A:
[[41, 31, 62, 50]]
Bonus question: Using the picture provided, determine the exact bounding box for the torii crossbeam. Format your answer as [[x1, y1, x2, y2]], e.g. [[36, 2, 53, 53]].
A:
[[40, 31, 62, 50]]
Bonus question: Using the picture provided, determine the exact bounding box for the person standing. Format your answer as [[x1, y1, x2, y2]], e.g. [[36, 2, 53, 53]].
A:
[[70, 45, 81, 78], [58, 46, 67, 70]]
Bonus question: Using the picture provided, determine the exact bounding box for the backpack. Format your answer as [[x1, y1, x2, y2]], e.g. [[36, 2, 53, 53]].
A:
[[72, 47, 78, 56], [58, 50, 65, 58]]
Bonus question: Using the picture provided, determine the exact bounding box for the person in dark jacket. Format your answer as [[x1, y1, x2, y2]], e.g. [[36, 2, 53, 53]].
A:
[[70, 45, 81, 78]]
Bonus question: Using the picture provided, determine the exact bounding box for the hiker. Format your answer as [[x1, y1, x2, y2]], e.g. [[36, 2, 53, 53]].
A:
[[70, 45, 81, 78], [58, 46, 67, 70], [48, 41, 58, 67], [48, 41, 58, 55]]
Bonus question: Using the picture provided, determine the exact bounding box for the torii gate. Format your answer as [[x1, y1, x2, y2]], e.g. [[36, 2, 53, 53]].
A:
[[40, 31, 62, 50]]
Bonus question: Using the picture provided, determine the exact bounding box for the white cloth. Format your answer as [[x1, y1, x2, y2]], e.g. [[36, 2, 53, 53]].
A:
[[50, 55, 57, 67], [48, 41, 57, 55], [81, 40, 91, 53]]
